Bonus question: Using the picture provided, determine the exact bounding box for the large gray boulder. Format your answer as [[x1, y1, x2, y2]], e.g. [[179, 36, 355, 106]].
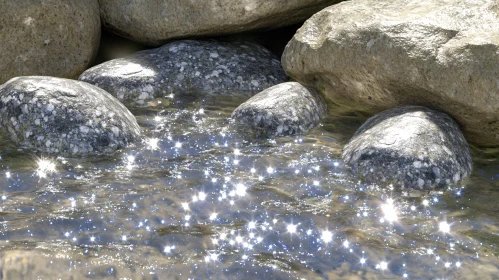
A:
[[79, 40, 288, 105], [232, 82, 327, 137], [343, 106, 472, 189], [98, 0, 342, 46], [0, 77, 141, 156], [0, 0, 100, 84], [282, 0, 499, 146]]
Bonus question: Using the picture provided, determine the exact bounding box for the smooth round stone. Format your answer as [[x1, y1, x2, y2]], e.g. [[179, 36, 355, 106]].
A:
[[0, 76, 141, 156], [283, 0, 499, 146], [342, 106, 472, 189], [79, 40, 288, 105], [232, 82, 327, 137], [0, 0, 100, 84], [98, 0, 342, 46]]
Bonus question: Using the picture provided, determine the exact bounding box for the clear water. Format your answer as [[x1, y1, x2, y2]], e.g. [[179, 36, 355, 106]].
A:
[[0, 94, 498, 279]]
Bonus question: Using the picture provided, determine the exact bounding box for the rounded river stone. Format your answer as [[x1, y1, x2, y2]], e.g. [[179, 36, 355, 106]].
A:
[[232, 82, 327, 137], [342, 106, 472, 189], [0, 76, 141, 156], [79, 40, 288, 105]]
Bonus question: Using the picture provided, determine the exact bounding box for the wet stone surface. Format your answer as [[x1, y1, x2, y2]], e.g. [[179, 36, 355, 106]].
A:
[[343, 106, 472, 189], [0, 76, 141, 156], [232, 82, 327, 137], [79, 40, 288, 105]]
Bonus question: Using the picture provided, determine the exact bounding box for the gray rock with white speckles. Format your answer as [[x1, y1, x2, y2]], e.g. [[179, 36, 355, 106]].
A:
[[342, 106, 472, 189], [0, 76, 141, 156], [232, 82, 327, 137], [79, 40, 288, 105]]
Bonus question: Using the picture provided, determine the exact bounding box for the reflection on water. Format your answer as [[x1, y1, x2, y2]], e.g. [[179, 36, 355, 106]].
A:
[[0, 94, 498, 279]]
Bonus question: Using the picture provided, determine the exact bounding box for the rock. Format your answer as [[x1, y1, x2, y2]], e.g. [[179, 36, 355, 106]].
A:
[[79, 40, 288, 105], [0, 0, 100, 84], [0, 76, 141, 156], [98, 0, 342, 46], [232, 82, 327, 137], [282, 0, 499, 146], [342, 106, 472, 189]]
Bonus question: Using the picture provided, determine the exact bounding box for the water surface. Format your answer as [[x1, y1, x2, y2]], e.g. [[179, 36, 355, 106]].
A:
[[0, 94, 498, 279]]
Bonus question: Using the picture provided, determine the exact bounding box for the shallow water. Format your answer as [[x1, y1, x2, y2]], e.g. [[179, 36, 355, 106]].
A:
[[0, 94, 498, 279]]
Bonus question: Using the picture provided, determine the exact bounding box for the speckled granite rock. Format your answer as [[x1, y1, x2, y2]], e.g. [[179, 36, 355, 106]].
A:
[[99, 0, 342, 46], [282, 0, 499, 146], [79, 40, 288, 105], [0, 0, 100, 84], [342, 106, 472, 189], [232, 82, 327, 137], [0, 77, 141, 156]]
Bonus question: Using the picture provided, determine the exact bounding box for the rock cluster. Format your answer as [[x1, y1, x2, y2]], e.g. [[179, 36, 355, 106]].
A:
[[282, 0, 499, 146]]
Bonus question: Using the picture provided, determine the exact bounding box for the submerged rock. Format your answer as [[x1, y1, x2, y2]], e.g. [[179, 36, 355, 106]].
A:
[[282, 0, 499, 146], [79, 40, 288, 105], [99, 0, 342, 46], [0, 0, 100, 84], [342, 106, 472, 189], [232, 82, 327, 137], [0, 77, 141, 156]]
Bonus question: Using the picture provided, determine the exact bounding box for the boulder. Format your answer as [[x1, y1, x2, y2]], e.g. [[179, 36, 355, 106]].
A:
[[232, 82, 327, 137], [0, 0, 100, 84], [0, 77, 141, 156], [98, 0, 342, 46], [342, 106, 472, 189], [79, 40, 288, 105], [282, 0, 499, 146]]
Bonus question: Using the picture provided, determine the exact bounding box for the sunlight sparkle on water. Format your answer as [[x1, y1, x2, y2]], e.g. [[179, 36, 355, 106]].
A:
[[235, 183, 247, 197], [248, 221, 256, 230], [164, 245, 175, 253], [287, 224, 298, 234], [321, 230, 333, 243], [381, 199, 398, 223], [36, 158, 57, 178], [198, 192, 207, 201], [378, 261, 388, 270], [439, 221, 451, 234], [146, 138, 160, 150]]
